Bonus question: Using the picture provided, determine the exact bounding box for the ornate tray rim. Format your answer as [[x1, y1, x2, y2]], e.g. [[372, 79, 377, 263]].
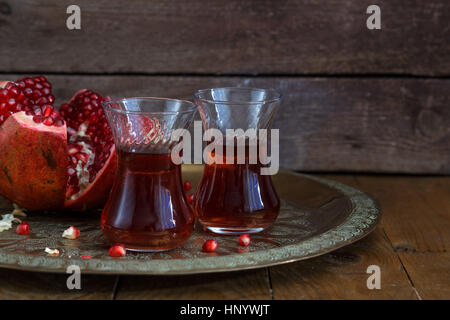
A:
[[0, 171, 381, 275]]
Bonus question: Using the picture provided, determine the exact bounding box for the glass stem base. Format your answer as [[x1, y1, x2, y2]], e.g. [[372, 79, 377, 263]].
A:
[[203, 225, 266, 235]]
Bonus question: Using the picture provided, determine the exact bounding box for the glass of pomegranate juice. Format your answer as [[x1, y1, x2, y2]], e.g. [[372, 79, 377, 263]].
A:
[[102, 97, 197, 251], [193, 88, 281, 234]]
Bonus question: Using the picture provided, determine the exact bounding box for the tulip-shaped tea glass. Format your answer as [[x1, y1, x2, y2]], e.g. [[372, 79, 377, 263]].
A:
[[193, 88, 281, 234], [102, 98, 197, 251]]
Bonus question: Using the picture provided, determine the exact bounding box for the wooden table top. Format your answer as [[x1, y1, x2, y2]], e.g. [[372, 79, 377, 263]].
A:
[[0, 174, 448, 300]]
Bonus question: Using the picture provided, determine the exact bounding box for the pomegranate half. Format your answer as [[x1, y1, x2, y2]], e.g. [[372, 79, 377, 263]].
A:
[[0, 76, 116, 211]]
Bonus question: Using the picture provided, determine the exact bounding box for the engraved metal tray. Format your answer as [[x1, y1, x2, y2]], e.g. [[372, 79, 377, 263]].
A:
[[0, 165, 380, 275]]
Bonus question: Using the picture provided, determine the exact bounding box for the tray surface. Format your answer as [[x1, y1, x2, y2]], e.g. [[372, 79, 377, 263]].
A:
[[0, 166, 380, 275]]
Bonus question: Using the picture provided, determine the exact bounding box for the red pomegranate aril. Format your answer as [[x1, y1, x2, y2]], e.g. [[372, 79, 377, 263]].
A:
[[43, 105, 52, 117], [187, 194, 194, 204], [33, 115, 43, 123], [109, 244, 126, 257], [43, 117, 54, 126], [202, 239, 218, 252], [183, 181, 192, 192], [238, 234, 251, 247], [16, 222, 30, 235]]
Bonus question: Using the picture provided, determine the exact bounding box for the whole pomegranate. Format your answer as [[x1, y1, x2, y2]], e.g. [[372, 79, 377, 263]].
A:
[[0, 76, 116, 211]]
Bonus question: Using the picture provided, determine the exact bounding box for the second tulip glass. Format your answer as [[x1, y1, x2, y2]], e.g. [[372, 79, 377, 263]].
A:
[[193, 88, 281, 234], [102, 98, 196, 251]]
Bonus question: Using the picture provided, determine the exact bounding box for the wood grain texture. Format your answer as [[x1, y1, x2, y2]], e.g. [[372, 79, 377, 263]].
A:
[[115, 269, 271, 300], [0, 269, 117, 300], [269, 229, 417, 299], [337, 174, 450, 299], [398, 252, 450, 300], [355, 176, 450, 252], [6, 74, 448, 174], [0, 0, 449, 75]]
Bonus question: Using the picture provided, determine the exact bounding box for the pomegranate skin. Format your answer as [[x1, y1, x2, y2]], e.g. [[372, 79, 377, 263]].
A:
[[0, 112, 68, 211]]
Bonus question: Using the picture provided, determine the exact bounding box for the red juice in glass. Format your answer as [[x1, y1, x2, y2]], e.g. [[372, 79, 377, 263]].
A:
[[102, 97, 197, 251]]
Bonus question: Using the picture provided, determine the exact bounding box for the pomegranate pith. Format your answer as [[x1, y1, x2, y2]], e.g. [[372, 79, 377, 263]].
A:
[[62, 226, 80, 239]]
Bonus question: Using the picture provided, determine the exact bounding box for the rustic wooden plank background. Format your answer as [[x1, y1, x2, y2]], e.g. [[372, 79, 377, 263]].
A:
[[1, 0, 449, 75], [1, 0, 449, 173], [5, 74, 448, 174]]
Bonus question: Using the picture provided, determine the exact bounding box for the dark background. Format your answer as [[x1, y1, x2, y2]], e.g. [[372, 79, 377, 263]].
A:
[[0, 0, 449, 174]]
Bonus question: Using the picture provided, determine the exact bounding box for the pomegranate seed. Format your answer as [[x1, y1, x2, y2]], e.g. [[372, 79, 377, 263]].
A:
[[183, 181, 192, 192], [75, 152, 89, 163], [43, 117, 54, 126], [32, 115, 43, 123], [16, 222, 30, 235], [187, 194, 194, 204], [42, 105, 52, 117], [238, 234, 251, 247], [202, 239, 218, 252], [62, 226, 80, 240], [109, 244, 126, 257]]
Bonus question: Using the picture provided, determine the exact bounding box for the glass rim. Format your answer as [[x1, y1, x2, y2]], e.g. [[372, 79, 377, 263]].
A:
[[102, 97, 197, 115], [193, 87, 282, 105]]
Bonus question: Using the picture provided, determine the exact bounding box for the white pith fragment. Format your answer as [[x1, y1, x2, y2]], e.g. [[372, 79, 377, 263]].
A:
[[12, 203, 27, 218], [70, 141, 95, 200], [0, 214, 21, 232], [62, 226, 79, 240], [45, 248, 60, 256], [69, 122, 95, 200], [69, 122, 89, 142]]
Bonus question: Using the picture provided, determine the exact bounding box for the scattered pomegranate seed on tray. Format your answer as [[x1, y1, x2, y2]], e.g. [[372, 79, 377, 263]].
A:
[[238, 234, 251, 247], [109, 244, 126, 257], [16, 221, 30, 235], [202, 239, 218, 252]]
